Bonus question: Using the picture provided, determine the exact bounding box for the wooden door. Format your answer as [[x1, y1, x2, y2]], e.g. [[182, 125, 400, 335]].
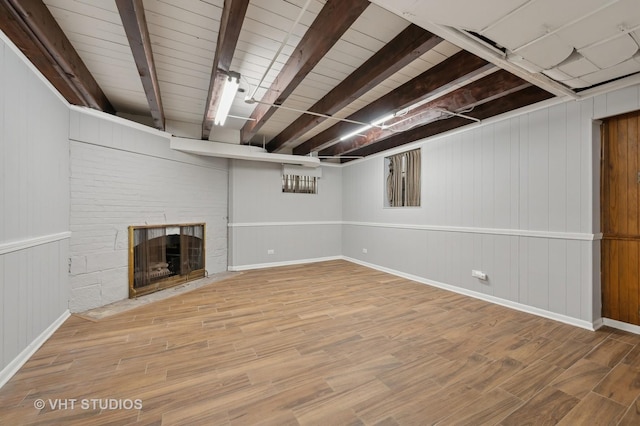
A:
[[602, 110, 640, 325]]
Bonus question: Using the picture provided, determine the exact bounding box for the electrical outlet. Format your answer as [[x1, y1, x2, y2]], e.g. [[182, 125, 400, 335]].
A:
[[362, 248, 368, 254], [472, 270, 488, 280], [267, 249, 275, 255]]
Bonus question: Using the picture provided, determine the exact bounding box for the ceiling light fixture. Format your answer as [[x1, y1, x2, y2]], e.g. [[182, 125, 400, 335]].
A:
[[339, 113, 395, 141], [214, 71, 240, 126]]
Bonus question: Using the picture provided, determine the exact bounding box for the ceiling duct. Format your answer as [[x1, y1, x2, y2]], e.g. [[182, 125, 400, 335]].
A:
[[170, 137, 320, 168]]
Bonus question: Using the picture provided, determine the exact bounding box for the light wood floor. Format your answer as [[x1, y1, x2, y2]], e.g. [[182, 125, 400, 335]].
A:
[[2, 260, 640, 425]]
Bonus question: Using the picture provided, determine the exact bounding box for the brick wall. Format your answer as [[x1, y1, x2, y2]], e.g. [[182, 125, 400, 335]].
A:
[[68, 111, 228, 312]]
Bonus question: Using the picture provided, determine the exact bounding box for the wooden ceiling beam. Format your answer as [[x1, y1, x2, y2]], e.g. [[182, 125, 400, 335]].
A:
[[321, 69, 530, 156], [0, 0, 113, 112], [240, 0, 370, 144], [340, 85, 554, 160], [0, 2, 82, 105], [266, 24, 442, 153], [202, 0, 250, 140], [292, 50, 494, 156], [116, 0, 164, 130]]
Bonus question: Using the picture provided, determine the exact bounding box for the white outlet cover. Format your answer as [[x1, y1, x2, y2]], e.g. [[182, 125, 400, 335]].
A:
[[472, 270, 488, 280]]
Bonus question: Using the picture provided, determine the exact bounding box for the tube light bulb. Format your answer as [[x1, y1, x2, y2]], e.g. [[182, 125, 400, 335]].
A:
[[214, 72, 240, 126], [339, 113, 396, 141]]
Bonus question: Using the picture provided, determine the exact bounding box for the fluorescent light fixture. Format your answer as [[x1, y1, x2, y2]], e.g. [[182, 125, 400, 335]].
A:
[[372, 113, 395, 126], [340, 124, 372, 141], [214, 72, 240, 126], [339, 113, 396, 141]]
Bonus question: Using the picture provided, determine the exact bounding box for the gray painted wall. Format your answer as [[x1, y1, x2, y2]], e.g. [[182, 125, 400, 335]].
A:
[[228, 160, 342, 268], [68, 111, 229, 312], [1, 14, 639, 379], [0, 38, 70, 372], [342, 84, 640, 325]]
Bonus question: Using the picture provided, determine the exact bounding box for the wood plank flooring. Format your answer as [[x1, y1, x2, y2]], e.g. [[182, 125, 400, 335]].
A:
[[1, 260, 640, 425]]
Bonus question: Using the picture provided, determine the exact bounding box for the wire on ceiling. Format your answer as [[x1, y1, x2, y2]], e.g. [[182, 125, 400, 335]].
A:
[[247, 0, 314, 101]]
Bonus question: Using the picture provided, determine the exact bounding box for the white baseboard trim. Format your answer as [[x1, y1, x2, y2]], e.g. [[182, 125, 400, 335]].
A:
[[228, 255, 343, 271], [344, 257, 596, 331], [229, 255, 597, 331], [592, 318, 605, 330], [0, 310, 71, 389], [601, 318, 640, 335]]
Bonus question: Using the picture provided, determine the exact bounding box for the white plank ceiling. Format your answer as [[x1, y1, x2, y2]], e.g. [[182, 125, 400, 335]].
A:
[[6, 0, 633, 158], [41, 0, 463, 143]]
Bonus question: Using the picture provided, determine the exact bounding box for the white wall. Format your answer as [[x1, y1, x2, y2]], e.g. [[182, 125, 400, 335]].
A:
[[68, 110, 229, 312], [0, 37, 70, 375], [228, 160, 342, 269], [1, 17, 638, 385], [342, 83, 640, 328]]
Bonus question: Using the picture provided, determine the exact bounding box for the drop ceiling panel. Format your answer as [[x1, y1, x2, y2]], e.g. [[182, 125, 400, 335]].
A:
[[513, 34, 574, 69], [373, 0, 640, 94], [579, 34, 639, 69], [409, 0, 528, 31], [557, 56, 600, 78], [556, 0, 640, 49], [482, 0, 605, 51], [562, 78, 590, 88], [542, 67, 572, 82], [581, 56, 640, 85]]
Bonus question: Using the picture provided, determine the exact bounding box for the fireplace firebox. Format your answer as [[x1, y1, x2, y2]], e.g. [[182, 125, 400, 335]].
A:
[[128, 223, 205, 297]]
